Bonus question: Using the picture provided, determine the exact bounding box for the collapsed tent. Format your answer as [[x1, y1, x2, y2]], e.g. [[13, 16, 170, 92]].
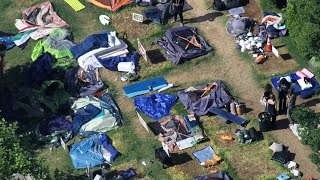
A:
[[69, 133, 119, 169], [89, 0, 134, 11], [31, 29, 74, 61], [71, 92, 123, 135], [148, 115, 205, 152], [156, 26, 212, 64], [193, 171, 231, 180], [15, 1, 69, 40], [134, 93, 177, 120], [226, 16, 255, 36], [65, 65, 104, 97], [177, 81, 231, 116]]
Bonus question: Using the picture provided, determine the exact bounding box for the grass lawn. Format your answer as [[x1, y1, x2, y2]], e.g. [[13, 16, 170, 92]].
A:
[[1, 0, 293, 179]]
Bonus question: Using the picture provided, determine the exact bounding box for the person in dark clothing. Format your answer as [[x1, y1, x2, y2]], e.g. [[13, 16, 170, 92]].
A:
[[267, 93, 277, 129], [278, 78, 290, 114], [171, 0, 185, 26], [260, 83, 273, 111], [287, 88, 297, 124]]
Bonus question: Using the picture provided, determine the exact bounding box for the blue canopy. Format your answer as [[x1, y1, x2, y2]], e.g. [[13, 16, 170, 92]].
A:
[[69, 133, 118, 169], [134, 93, 177, 120]]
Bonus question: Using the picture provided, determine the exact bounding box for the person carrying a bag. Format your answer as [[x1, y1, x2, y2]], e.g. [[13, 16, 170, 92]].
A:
[[171, 0, 185, 26]]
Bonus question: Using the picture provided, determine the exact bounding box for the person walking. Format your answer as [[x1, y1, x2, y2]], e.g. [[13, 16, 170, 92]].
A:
[[267, 93, 277, 129], [171, 0, 185, 26]]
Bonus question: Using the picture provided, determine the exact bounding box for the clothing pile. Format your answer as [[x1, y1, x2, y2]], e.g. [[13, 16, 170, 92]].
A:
[[260, 13, 287, 40]]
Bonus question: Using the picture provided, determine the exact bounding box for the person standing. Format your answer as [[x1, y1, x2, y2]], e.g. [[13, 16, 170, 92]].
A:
[[260, 83, 273, 111], [267, 94, 277, 129], [287, 88, 297, 124], [278, 78, 290, 114], [171, 0, 185, 26]]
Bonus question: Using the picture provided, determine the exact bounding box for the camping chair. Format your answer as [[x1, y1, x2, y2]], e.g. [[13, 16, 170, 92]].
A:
[[176, 34, 202, 50]]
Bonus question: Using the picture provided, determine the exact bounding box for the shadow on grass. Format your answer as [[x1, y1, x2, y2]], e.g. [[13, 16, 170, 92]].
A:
[[186, 12, 224, 24]]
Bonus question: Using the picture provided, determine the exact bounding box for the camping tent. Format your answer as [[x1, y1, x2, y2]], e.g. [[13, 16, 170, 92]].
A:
[[156, 26, 212, 64], [89, 0, 134, 11]]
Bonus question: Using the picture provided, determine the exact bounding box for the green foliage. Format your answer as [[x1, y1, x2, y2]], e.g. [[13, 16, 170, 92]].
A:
[[310, 153, 320, 171], [285, 0, 320, 59], [290, 105, 320, 128], [0, 119, 48, 179], [259, 0, 286, 12]]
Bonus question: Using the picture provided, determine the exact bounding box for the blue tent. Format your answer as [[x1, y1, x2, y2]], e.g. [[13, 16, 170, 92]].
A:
[[69, 133, 118, 169]]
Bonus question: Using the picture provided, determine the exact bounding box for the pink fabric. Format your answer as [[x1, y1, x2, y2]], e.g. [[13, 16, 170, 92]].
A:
[[15, 1, 69, 40], [301, 68, 314, 79], [296, 71, 306, 79]]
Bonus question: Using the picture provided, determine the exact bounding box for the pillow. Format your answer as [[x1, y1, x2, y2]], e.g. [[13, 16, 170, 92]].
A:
[[296, 71, 306, 79], [301, 68, 314, 79], [297, 78, 312, 90], [269, 142, 283, 152]]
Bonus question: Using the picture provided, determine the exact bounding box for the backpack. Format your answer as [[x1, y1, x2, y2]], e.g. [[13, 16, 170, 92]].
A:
[[155, 148, 172, 169]]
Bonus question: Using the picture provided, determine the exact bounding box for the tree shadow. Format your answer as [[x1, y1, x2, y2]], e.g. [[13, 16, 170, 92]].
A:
[[301, 98, 320, 108], [185, 12, 223, 24], [171, 152, 193, 166]]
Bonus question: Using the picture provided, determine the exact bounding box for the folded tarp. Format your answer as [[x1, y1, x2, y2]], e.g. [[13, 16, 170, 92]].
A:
[[70, 133, 118, 169], [271, 73, 320, 96], [123, 76, 168, 98], [177, 81, 231, 116], [192, 146, 215, 163], [209, 108, 248, 127], [156, 26, 212, 64], [134, 93, 177, 120], [70, 32, 110, 59], [193, 171, 231, 180]]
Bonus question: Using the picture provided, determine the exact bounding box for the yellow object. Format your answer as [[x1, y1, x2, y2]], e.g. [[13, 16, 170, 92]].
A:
[[201, 159, 218, 167], [214, 154, 222, 162], [221, 135, 234, 141], [65, 0, 85, 12], [209, 169, 218, 174]]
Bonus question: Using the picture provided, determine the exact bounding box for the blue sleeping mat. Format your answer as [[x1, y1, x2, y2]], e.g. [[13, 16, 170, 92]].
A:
[[271, 74, 320, 95], [209, 108, 248, 127], [123, 76, 168, 98]]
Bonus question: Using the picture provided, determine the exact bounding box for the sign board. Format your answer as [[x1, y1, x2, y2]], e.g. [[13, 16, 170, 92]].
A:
[[137, 38, 149, 62], [272, 46, 279, 58], [137, 111, 150, 133], [132, 13, 144, 23]]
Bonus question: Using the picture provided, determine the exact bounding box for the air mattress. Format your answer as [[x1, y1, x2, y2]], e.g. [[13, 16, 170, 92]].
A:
[[123, 77, 168, 98]]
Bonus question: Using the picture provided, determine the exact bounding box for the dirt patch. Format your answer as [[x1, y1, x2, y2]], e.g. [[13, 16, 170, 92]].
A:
[[112, 8, 157, 41]]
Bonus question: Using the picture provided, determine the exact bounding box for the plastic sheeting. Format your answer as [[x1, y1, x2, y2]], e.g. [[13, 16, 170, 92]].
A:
[[134, 94, 177, 120], [69, 133, 118, 169], [72, 104, 102, 134], [39, 116, 72, 135]]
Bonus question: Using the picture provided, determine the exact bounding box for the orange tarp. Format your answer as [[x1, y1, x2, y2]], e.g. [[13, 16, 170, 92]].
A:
[[90, 0, 134, 11]]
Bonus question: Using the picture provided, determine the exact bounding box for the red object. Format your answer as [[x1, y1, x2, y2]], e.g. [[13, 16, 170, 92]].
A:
[[265, 35, 272, 52]]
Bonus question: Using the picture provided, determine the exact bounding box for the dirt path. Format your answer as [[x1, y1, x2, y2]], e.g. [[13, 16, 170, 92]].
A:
[[181, 0, 320, 178]]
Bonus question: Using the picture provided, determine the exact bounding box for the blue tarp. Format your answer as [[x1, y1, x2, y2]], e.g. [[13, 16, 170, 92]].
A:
[[192, 146, 215, 163], [134, 94, 177, 120], [72, 104, 102, 135], [70, 32, 110, 59], [98, 53, 140, 71], [271, 73, 320, 95], [69, 133, 118, 169]]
